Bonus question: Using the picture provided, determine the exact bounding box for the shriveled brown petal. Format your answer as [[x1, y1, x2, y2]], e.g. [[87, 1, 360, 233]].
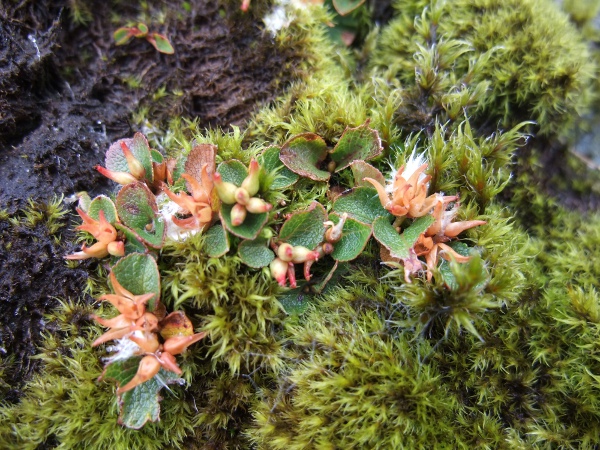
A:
[[444, 220, 487, 238], [92, 326, 132, 347], [438, 243, 472, 263], [129, 331, 160, 353], [117, 355, 161, 394], [92, 313, 132, 330], [163, 332, 208, 356], [157, 351, 183, 375]]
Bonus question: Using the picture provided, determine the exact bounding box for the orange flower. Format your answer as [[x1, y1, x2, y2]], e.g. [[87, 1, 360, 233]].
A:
[[65, 209, 124, 260], [162, 164, 216, 230], [364, 153, 438, 218], [98, 271, 155, 321], [415, 198, 487, 281]]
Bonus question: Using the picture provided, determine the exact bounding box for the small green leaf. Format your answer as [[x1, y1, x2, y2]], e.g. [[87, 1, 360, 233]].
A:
[[278, 202, 327, 249], [350, 160, 385, 188], [329, 215, 371, 262], [204, 223, 229, 257], [238, 238, 275, 268], [114, 27, 134, 46], [116, 183, 165, 248], [150, 149, 164, 164], [88, 195, 118, 224], [111, 253, 161, 310], [280, 133, 330, 181], [332, 0, 366, 16], [332, 187, 390, 224], [128, 132, 154, 184], [115, 223, 148, 255], [372, 215, 434, 260], [135, 23, 149, 36], [150, 33, 174, 54], [220, 204, 268, 240], [217, 160, 247, 186], [277, 288, 310, 315], [104, 358, 183, 429], [329, 121, 383, 172], [258, 146, 298, 189]]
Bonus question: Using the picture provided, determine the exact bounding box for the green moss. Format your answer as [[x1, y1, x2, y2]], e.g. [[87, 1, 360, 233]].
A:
[[369, 0, 595, 135], [249, 298, 461, 449]]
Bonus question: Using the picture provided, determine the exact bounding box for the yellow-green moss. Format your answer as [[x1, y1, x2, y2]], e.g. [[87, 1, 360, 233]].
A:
[[369, 0, 595, 136]]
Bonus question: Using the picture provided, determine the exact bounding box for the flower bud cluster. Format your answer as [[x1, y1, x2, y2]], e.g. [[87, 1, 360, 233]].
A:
[[269, 213, 348, 288], [94, 271, 206, 394], [269, 243, 321, 288], [213, 159, 272, 226]]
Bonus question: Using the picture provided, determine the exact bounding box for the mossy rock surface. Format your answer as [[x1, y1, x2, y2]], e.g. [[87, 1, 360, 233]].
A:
[[2, 0, 600, 449]]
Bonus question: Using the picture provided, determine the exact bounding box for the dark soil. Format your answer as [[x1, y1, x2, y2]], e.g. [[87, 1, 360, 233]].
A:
[[0, 0, 301, 397]]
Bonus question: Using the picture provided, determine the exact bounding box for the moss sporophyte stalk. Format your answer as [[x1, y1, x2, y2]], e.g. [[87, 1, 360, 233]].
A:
[[64, 122, 486, 427]]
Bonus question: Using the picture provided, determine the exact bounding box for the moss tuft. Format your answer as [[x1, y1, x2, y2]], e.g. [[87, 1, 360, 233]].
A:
[[370, 0, 595, 135]]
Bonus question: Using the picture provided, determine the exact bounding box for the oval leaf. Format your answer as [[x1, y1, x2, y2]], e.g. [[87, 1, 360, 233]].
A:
[[217, 160, 247, 186], [151, 33, 174, 54], [280, 133, 330, 181], [372, 215, 434, 260], [329, 121, 383, 172], [332, 186, 390, 224], [329, 215, 372, 262], [204, 223, 229, 258], [278, 202, 327, 249], [111, 253, 161, 311], [239, 238, 275, 268], [150, 149, 164, 164], [105, 133, 154, 184], [88, 195, 118, 224], [220, 204, 268, 240], [258, 146, 299, 189], [116, 182, 165, 248], [277, 288, 310, 315], [114, 28, 133, 46]]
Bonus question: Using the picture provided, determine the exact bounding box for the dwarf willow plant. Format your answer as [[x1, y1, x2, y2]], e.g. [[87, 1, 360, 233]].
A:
[[66, 121, 488, 428]]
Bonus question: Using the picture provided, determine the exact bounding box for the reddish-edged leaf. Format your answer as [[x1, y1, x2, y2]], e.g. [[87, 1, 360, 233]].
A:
[[329, 121, 383, 172], [149, 33, 174, 54], [280, 133, 330, 181]]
